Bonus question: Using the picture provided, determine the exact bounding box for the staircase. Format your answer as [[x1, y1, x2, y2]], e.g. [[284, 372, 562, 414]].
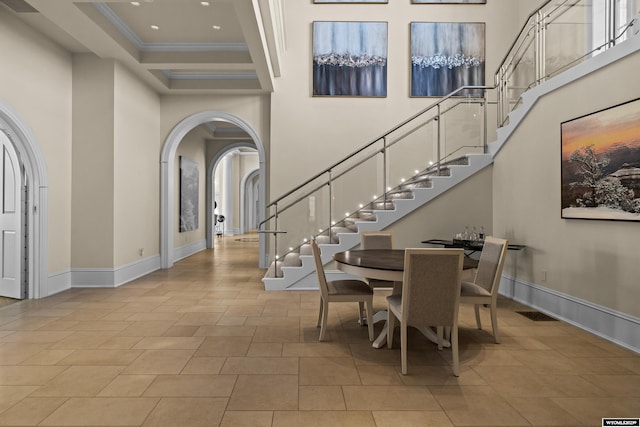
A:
[[261, 1, 640, 291], [262, 153, 493, 290]]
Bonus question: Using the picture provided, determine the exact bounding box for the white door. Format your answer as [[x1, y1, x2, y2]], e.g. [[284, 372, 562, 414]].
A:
[[0, 132, 22, 299]]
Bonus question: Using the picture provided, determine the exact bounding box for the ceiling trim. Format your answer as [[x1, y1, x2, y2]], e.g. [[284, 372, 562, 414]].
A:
[[94, 3, 249, 52], [161, 70, 258, 80]]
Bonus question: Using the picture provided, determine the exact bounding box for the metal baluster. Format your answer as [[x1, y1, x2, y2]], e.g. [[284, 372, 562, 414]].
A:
[[436, 104, 441, 175], [382, 137, 387, 209], [274, 203, 279, 277], [328, 170, 332, 243]]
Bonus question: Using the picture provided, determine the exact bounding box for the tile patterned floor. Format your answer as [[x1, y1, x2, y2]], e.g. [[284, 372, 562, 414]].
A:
[[0, 234, 638, 426]]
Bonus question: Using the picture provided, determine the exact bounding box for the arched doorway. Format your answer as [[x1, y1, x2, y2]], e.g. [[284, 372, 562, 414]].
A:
[[0, 99, 48, 299], [161, 111, 267, 269], [207, 144, 258, 247], [241, 168, 260, 234]]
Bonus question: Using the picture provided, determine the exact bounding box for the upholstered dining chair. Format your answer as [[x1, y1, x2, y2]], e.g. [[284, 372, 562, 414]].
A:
[[460, 236, 509, 343], [311, 239, 375, 342], [360, 231, 394, 289], [387, 248, 464, 376]]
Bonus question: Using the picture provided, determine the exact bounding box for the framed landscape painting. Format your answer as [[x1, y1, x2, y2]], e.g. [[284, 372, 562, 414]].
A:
[[410, 22, 485, 97], [561, 97, 640, 221], [313, 21, 388, 97]]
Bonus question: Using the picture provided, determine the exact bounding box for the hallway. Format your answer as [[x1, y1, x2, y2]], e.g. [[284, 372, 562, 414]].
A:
[[0, 235, 638, 426]]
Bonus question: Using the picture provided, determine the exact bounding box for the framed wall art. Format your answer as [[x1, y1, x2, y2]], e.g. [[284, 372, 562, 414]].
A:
[[410, 22, 485, 97], [412, 0, 486, 3], [561, 98, 640, 221], [179, 156, 199, 232], [313, 21, 388, 97], [315, 0, 387, 3]]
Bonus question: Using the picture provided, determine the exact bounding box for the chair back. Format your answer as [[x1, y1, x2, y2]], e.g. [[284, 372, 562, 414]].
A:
[[473, 236, 509, 295], [401, 248, 464, 328], [360, 231, 393, 250], [311, 239, 329, 299]]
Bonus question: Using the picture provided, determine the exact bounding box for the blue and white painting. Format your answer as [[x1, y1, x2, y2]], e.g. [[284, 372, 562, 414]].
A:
[[313, 21, 387, 97], [411, 22, 485, 97], [315, 0, 387, 3], [412, 0, 485, 3]]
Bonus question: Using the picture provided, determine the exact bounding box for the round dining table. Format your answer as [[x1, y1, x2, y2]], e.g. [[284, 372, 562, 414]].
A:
[[333, 248, 476, 349], [333, 249, 405, 283]]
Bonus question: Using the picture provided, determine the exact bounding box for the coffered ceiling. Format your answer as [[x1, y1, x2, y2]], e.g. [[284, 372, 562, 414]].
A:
[[3, 0, 283, 95]]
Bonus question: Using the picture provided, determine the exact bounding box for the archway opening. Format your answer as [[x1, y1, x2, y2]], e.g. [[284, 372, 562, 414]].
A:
[[161, 111, 267, 270]]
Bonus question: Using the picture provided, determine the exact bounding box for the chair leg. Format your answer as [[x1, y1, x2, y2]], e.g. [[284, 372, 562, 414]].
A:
[[474, 304, 482, 330], [490, 304, 500, 343], [319, 300, 329, 341], [387, 310, 396, 349], [358, 301, 365, 325], [317, 297, 323, 328], [451, 325, 459, 377], [436, 326, 444, 351], [365, 299, 374, 341], [401, 322, 408, 375]]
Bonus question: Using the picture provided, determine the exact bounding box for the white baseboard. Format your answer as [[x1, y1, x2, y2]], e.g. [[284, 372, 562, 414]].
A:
[[70, 254, 162, 288], [44, 242, 205, 295], [174, 240, 206, 262], [46, 270, 71, 296], [500, 275, 640, 354]]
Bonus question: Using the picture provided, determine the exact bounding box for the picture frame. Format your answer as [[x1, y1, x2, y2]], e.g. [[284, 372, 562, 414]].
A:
[[313, 21, 388, 97], [410, 22, 485, 97], [179, 156, 199, 232], [561, 97, 640, 221], [412, 0, 486, 3], [314, 0, 387, 3]]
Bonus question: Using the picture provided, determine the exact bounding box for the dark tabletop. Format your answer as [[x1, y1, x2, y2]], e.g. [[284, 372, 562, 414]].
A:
[[334, 249, 478, 271], [334, 249, 405, 272]]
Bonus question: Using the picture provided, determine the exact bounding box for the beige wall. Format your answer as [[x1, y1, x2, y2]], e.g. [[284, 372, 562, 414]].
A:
[[71, 57, 162, 269], [270, 0, 525, 197], [493, 50, 640, 318], [391, 166, 493, 251], [0, 5, 73, 274], [71, 55, 116, 269], [114, 63, 161, 266]]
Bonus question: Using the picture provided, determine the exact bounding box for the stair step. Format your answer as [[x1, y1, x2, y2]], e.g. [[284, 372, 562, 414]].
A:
[[371, 200, 395, 210], [401, 178, 432, 190], [283, 252, 301, 267], [355, 211, 377, 221], [415, 167, 450, 179], [386, 189, 413, 199]]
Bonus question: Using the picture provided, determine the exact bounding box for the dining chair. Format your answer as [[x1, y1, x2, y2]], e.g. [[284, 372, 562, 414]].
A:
[[387, 248, 464, 376], [360, 231, 395, 289], [311, 239, 375, 342], [460, 236, 509, 343]]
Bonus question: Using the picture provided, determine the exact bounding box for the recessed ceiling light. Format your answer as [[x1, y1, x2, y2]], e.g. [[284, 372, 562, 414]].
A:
[[201, 1, 210, 5], [150, 25, 159, 30], [131, 1, 140, 5], [212, 25, 221, 30]]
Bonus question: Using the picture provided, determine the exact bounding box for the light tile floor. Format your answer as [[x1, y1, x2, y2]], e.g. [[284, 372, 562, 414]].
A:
[[0, 234, 638, 426]]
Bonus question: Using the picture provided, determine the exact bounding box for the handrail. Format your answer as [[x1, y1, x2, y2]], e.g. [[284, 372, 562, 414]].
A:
[[260, 84, 493, 222]]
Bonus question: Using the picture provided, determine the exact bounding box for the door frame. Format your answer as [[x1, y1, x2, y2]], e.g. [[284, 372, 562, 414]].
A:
[[0, 99, 48, 299], [160, 111, 267, 269]]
